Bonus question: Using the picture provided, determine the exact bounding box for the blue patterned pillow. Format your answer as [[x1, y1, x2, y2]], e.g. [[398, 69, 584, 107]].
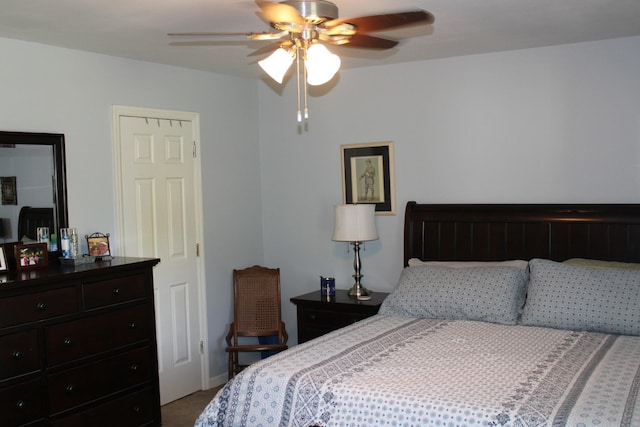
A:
[[379, 265, 528, 325], [521, 258, 640, 335]]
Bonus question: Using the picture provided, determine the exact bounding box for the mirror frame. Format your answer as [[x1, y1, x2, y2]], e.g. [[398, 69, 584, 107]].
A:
[[0, 131, 69, 238]]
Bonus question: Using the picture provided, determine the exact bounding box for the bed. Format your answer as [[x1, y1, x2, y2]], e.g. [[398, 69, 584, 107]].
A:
[[196, 202, 640, 427]]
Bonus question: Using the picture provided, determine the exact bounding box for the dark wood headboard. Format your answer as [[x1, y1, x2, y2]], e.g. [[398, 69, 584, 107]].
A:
[[404, 202, 640, 266], [17, 206, 55, 241]]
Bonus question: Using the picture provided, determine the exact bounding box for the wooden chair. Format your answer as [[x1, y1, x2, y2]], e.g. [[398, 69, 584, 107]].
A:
[[226, 265, 288, 379]]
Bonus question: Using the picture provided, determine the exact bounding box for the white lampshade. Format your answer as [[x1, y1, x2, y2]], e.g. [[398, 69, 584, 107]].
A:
[[332, 204, 378, 242], [259, 48, 294, 84], [305, 43, 341, 86]]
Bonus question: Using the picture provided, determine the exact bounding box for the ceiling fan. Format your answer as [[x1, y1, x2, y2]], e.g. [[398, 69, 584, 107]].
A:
[[169, 0, 435, 123]]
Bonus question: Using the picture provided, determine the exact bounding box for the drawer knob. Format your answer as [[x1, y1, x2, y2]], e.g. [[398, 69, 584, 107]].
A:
[[130, 363, 139, 372], [16, 400, 26, 410], [36, 302, 47, 311], [65, 385, 76, 393], [128, 322, 137, 329], [112, 288, 121, 295], [133, 405, 141, 414], [63, 338, 73, 346], [12, 351, 22, 360]]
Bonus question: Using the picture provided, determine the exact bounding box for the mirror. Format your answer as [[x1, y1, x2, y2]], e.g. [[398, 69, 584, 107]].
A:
[[0, 131, 68, 245]]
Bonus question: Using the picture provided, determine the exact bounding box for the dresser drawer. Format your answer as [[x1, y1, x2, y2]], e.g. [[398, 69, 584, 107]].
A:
[[0, 379, 44, 426], [0, 287, 78, 327], [48, 346, 153, 414], [83, 274, 147, 310], [0, 329, 40, 381], [46, 304, 151, 366], [50, 388, 155, 427]]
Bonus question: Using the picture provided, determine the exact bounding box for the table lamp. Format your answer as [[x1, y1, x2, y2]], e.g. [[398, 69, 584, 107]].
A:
[[331, 204, 378, 297]]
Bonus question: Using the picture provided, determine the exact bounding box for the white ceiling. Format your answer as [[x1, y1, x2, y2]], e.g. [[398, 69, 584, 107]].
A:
[[2, 0, 640, 79]]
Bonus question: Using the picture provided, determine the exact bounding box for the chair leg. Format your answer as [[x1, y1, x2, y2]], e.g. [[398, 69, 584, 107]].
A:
[[228, 351, 234, 380], [229, 350, 240, 380]]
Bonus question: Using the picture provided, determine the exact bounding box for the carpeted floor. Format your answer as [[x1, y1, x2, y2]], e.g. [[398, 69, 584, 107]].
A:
[[161, 386, 222, 426]]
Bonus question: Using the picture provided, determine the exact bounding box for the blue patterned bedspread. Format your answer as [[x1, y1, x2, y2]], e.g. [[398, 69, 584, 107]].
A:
[[195, 315, 640, 426]]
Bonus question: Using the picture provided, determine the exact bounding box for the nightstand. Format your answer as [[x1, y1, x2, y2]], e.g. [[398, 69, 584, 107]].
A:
[[290, 289, 389, 343]]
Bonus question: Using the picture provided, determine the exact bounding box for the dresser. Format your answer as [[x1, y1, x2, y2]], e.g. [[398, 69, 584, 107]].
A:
[[0, 257, 161, 427], [290, 289, 389, 343]]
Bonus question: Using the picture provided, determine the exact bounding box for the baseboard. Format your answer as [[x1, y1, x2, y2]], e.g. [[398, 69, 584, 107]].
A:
[[207, 372, 228, 390]]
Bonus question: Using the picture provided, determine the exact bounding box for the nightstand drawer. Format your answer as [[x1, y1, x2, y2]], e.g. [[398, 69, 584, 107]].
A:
[[301, 309, 370, 328]]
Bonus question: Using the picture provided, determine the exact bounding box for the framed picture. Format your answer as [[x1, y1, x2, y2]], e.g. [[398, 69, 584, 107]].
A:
[[1, 176, 17, 205], [0, 246, 7, 272], [86, 232, 111, 258], [340, 141, 396, 215], [15, 243, 48, 270]]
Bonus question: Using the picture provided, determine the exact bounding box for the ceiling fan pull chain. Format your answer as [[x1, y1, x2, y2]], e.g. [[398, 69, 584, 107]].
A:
[[296, 48, 302, 123], [303, 53, 309, 121]]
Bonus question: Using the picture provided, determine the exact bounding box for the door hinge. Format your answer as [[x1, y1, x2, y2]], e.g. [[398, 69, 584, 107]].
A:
[[200, 340, 204, 354], [193, 141, 197, 158], [196, 243, 200, 257]]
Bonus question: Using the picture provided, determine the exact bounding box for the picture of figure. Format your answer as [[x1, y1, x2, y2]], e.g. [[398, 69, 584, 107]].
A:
[[1, 176, 17, 205], [359, 159, 376, 201], [352, 156, 384, 203]]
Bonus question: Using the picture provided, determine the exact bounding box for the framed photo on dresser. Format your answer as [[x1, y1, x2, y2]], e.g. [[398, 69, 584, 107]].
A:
[[15, 243, 48, 270], [0, 246, 7, 272], [86, 232, 111, 258]]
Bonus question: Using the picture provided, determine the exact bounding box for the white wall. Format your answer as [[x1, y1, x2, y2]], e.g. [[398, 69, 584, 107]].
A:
[[258, 36, 640, 345], [2, 34, 639, 383], [0, 37, 264, 380]]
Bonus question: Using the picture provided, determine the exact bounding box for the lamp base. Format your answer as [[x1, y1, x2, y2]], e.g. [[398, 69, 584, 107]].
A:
[[348, 284, 371, 298]]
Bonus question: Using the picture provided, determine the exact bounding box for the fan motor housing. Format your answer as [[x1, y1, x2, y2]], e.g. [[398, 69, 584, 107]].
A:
[[281, 0, 339, 23]]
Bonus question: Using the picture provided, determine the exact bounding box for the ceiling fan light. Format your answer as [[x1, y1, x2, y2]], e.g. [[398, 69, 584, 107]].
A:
[[259, 48, 295, 84], [305, 43, 341, 86]]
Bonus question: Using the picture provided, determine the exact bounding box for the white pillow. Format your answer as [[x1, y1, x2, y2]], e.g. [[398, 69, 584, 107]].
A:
[[379, 265, 528, 325], [521, 258, 640, 336]]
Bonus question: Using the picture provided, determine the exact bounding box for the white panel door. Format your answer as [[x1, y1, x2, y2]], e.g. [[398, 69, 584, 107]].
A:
[[115, 110, 206, 405]]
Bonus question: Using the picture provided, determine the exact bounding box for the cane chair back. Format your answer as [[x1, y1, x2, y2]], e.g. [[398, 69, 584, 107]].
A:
[[226, 265, 288, 379]]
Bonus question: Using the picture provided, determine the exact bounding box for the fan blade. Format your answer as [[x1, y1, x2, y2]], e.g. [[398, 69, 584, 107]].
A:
[[255, 0, 305, 26], [323, 10, 434, 34], [329, 34, 398, 50], [168, 32, 258, 37], [168, 31, 287, 41], [170, 41, 217, 46], [248, 41, 293, 57]]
